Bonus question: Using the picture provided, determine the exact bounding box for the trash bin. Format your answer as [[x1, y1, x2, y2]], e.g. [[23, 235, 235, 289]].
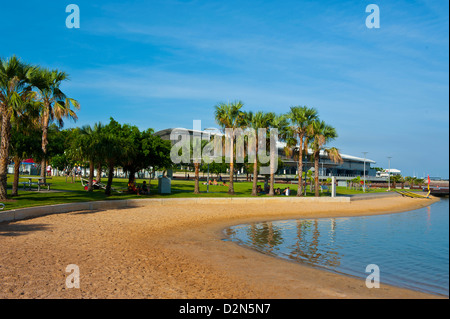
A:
[[158, 176, 171, 194]]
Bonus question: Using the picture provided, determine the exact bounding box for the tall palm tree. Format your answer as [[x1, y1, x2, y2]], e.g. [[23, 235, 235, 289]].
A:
[[285, 106, 318, 197], [0, 55, 36, 200], [308, 120, 342, 197], [214, 101, 246, 194], [75, 123, 103, 192], [10, 100, 42, 196], [32, 68, 80, 183], [102, 133, 123, 196], [191, 137, 204, 194], [245, 111, 275, 196]]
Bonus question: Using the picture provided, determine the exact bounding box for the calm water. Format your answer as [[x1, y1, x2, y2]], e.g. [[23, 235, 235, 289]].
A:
[[224, 198, 449, 296]]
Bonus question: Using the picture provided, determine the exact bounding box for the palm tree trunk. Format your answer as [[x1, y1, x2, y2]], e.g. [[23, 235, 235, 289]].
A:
[[314, 151, 320, 197], [0, 110, 12, 200], [87, 160, 94, 192], [12, 156, 21, 196], [269, 172, 275, 196], [268, 148, 275, 196], [252, 158, 258, 196], [228, 138, 234, 194], [194, 162, 200, 194], [40, 109, 50, 184], [96, 163, 102, 183], [297, 135, 304, 197], [105, 161, 115, 196], [252, 142, 258, 196]]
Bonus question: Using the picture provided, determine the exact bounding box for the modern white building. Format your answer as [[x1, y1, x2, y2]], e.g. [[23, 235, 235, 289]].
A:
[[376, 169, 402, 178], [155, 128, 379, 179]]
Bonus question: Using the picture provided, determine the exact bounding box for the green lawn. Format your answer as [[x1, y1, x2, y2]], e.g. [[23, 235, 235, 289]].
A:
[[2, 175, 393, 211]]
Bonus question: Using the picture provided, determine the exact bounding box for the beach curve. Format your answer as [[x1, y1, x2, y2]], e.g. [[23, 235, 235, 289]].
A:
[[0, 195, 444, 299]]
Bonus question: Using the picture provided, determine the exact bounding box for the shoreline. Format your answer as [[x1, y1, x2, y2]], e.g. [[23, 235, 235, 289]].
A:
[[220, 212, 448, 298], [0, 195, 445, 299]]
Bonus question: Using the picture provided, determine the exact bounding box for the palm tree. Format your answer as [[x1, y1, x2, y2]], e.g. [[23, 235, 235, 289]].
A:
[[74, 123, 103, 192], [415, 178, 424, 188], [32, 68, 80, 183], [102, 133, 123, 196], [285, 106, 318, 197], [398, 175, 405, 189], [0, 55, 36, 199], [191, 136, 204, 194], [9, 100, 42, 196], [245, 111, 275, 196], [214, 101, 246, 194], [405, 176, 417, 189], [308, 120, 342, 197]]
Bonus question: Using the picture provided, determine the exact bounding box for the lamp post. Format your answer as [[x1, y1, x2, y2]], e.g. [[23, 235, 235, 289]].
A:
[[387, 156, 392, 191], [362, 152, 368, 192]]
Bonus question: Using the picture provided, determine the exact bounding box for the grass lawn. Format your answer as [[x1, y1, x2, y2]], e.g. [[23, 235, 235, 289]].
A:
[[2, 174, 394, 211]]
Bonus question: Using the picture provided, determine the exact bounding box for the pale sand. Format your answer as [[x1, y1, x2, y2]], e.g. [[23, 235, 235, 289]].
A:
[[0, 196, 445, 299]]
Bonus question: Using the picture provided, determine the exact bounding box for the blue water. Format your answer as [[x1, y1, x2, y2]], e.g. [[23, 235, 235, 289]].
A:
[[224, 198, 449, 296]]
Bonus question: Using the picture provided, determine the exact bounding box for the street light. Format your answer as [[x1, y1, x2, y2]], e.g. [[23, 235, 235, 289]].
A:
[[362, 152, 368, 192], [387, 156, 392, 191]]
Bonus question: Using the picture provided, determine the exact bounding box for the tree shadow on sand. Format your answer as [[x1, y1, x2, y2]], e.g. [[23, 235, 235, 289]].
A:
[[0, 223, 51, 237]]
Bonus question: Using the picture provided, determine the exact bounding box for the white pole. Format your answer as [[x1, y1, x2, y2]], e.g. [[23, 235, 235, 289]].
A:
[[387, 156, 392, 191], [362, 152, 368, 193], [331, 176, 336, 197]]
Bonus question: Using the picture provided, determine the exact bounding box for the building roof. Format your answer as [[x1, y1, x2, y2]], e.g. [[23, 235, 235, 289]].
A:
[[276, 141, 376, 164], [155, 128, 376, 164]]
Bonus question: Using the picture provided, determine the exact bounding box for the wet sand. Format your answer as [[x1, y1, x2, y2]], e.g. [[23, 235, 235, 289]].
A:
[[0, 196, 445, 299]]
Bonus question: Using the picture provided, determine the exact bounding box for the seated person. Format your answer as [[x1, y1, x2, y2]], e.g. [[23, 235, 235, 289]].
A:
[[222, 181, 228, 187], [128, 180, 139, 194], [275, 187, 281, 195], [140, 181, 149, 195], [213, 179, 218, 185], [257, 185, 263, 193], [283, 187, 290, 196]]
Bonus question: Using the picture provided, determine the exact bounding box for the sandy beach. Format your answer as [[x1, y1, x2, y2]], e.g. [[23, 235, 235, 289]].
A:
[[0, 196, 444, 299]]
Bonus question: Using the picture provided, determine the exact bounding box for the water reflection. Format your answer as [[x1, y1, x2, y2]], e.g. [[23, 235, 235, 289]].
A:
[[225, 199, 449, 296], [287, 220, 341, 268], [247, 222, 284, 254], [232, 219, 343, 269]]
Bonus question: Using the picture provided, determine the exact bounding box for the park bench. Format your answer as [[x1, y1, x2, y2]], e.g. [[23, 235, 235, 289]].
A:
[[21, 181, 51, 191], [22, 181, 39, 190]]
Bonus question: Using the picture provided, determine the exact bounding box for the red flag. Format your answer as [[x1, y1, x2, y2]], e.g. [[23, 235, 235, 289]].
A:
[[427, 175, 431, 184]]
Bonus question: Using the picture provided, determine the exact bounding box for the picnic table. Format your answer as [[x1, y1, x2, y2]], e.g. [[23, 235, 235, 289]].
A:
[[20, 176, 52, 191]]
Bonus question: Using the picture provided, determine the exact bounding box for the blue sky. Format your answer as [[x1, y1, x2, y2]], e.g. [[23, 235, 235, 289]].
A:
[[2, 0, 449, 178]]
